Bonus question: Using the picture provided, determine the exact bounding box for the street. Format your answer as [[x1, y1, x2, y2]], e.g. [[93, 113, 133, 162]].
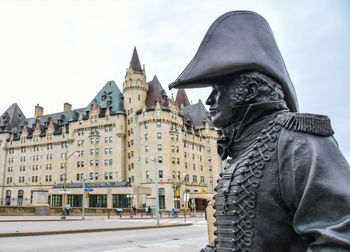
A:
[[0, 217, 208, 252]]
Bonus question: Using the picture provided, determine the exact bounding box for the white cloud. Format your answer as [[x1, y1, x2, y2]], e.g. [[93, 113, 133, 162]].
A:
[[0, 0, 349, 158]]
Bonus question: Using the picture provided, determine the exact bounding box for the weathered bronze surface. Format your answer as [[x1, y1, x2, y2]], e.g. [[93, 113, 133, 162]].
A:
[[170, 11, 350, 252]]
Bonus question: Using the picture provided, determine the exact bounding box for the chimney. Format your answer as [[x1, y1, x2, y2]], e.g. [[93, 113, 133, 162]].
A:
[[34, 104, 43, 118], [64, 102, 72, 112]]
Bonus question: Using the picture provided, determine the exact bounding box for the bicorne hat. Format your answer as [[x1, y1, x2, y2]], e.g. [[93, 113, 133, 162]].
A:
[[168, 11, 298, 112]]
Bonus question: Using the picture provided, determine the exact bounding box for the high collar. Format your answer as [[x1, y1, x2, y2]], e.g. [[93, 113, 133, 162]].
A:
[[217, 101, 288, 160]]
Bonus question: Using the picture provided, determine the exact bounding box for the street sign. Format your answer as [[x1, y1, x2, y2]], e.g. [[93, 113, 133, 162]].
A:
[[58, 190, 70, 194], [84, 188, 93, 192]]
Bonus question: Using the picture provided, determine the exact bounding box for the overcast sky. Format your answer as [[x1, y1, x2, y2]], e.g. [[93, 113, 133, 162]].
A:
[[0, 0, 349, 160]]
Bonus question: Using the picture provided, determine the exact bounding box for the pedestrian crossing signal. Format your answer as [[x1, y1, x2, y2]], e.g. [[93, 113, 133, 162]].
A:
[[86, 192, 89, 198]]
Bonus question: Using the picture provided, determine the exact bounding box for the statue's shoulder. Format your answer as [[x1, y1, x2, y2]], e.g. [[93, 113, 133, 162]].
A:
[[274, 112, 334, 136]]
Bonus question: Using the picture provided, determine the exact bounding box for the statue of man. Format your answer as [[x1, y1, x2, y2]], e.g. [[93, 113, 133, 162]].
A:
[[169, 11, 350, 251]]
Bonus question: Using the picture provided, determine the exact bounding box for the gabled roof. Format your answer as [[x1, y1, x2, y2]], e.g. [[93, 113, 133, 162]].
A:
[[180, 99, 211, 128], [130, 46, 142, 72], [82, 80, 125, 118], [17, 107, 85, 134], [175, 89, 190, 108], [146, 75, 169, 107], [0, 103, 26, 132]]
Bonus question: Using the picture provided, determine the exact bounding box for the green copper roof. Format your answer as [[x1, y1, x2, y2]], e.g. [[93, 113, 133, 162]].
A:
[[82, 80, 125, 117]]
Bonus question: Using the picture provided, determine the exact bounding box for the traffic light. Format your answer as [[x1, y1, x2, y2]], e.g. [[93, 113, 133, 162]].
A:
[[85, 192, 89, 198], [175, 186, 180, 197]]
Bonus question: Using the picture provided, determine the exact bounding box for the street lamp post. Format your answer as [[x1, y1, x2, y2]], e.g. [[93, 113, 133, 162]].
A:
[[127, 194, 135, 216], [136, 152, 160, 225], [81, 173, 104, 220], [61, 140, 77, 220]]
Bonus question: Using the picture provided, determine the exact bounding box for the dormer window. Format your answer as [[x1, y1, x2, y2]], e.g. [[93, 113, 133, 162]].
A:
[[102, 95, 106, 101], [58, 119, 62, 125], [107, 101, 112, 106]]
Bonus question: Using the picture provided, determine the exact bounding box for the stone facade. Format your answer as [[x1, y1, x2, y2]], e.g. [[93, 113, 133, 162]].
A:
[[0, 48, 222, 211]]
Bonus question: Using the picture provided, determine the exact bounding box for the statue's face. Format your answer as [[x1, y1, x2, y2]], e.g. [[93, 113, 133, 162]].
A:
[[206, 82, 238, 129]]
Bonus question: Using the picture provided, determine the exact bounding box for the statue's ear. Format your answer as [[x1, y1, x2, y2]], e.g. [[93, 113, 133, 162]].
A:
[[245, 82, 258, 102]]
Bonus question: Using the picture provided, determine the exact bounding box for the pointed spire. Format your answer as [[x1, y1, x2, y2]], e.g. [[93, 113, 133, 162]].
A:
[[175, 89, 190, 108], [0, 103, 26, 131], [130, 46, 142, 72], [146, 75, 169, 107]]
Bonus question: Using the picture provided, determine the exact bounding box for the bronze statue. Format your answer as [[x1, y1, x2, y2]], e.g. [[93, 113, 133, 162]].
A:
[[169, 11, 350, 251]]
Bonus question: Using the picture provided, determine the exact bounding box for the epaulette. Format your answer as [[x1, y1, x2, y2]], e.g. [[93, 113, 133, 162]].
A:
[[275, 112, 334, 136]]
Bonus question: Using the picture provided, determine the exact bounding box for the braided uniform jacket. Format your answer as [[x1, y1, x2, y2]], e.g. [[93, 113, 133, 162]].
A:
[[205, 112, 350, 252]]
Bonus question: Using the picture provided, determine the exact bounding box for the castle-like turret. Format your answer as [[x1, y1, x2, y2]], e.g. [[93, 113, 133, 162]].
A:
[[122, 47, 148, 112]]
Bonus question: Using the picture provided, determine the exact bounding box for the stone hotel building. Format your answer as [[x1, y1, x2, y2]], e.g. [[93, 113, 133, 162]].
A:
[[0, 48, 222, 211]]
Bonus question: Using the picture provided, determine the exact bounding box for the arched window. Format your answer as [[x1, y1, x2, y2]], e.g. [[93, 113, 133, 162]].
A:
[[158, 188, 165, 210], [17, 190, 24, 206], [5, 190, 11, 206]]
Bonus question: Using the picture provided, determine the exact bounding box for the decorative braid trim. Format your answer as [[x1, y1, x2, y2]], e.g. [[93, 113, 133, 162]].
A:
[[276, 112, 334, 136]]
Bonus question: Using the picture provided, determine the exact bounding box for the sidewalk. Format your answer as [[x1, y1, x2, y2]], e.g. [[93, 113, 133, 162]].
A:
[[0, 215, 194, 237]]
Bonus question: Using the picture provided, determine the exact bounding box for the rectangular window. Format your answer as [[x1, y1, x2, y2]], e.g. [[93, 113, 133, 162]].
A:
[[145, 145, 149, 152], [208, 157, 212, 162], [146, 171, 150, 179], [207, 147, 211, 152], [157, 121, 161, 127], [158, 144, 162, 151], [157, 132, 162, 139], [105, 137, 108, 143], [156, 110, 160, 116], [159, 170, 163, 178], [109, 159, 112, 165], [109, 172, 113, 179], [104, 159, 108, 166], [109, 148, 112, 154], [172, 157, 175, 164], [104, 172, 108, 180], [209, 166, 212, 171], [105, 148, 108, 154], [145, 134, 148, 140], [170, 134, 174, 140], [158, 156, 163, 163], [171, 146, 175, 152]]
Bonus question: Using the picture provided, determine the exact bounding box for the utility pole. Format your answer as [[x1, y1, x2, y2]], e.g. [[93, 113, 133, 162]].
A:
[[136, 153, 159, 225], [61, 139, 68, 219]]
